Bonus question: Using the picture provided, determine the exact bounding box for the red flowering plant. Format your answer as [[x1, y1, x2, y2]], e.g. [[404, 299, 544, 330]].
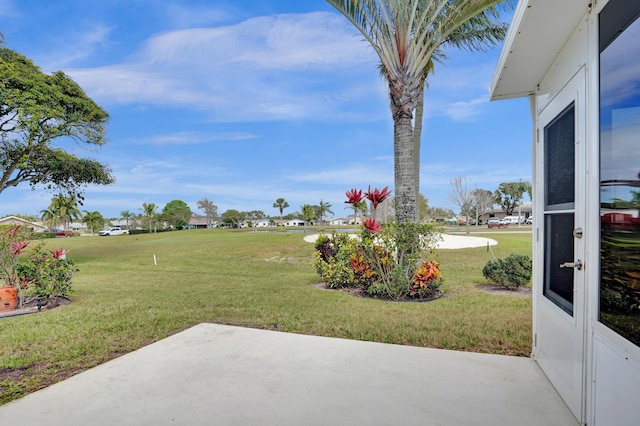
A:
[[312, 185, 443, 300], [364, 185, 391, 212], [16, 244, 77, 303], [1, 224, 76, 308], [362, 217, 381, 234], [344, 188, 364, 225], [0, 225, 31, 306], [409, 260, 443, 299]]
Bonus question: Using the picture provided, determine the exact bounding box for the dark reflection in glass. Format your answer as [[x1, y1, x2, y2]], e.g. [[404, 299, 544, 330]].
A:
[[544, 213, 575, 315], [599, 1, 640, 347], [545, 104, 575, 209]]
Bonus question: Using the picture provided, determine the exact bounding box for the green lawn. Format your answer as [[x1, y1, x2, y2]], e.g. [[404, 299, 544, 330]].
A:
[[0, 228, 532, 404]]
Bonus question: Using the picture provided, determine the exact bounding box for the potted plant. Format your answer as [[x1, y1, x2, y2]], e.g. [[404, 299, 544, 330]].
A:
[[0, 225, 30, 310]]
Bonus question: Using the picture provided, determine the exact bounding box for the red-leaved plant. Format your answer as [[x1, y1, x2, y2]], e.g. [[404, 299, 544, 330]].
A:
[[362, 217, 381, 234], [345, 188, 364, 225], [365, 185, 391, 211]]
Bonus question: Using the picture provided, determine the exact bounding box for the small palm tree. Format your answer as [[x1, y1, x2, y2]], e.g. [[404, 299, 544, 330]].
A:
[[120, 210, 133, 229], [40, 208, 60, 230], [49, 194, 82, 229], [141, 202, 158, 233], [318, 199, 334, 225], [82, 211, 105, 235], [273, 198, 289, 223]]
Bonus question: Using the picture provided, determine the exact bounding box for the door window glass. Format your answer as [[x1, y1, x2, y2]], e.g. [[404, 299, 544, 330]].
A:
[[599, 0, 640, 347], [545, 104, 576, 210], [543, 102, 576, 315]]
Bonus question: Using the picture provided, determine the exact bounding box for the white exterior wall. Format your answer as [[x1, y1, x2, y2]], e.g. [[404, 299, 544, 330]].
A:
[[530, 3, 640, 424]]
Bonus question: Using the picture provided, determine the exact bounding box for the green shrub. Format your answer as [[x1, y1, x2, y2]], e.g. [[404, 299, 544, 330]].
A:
[[16, 246, 77, 299], [32, 232, 56, 240], [483, 254, 532, 289], [314, 251, 354, 289], [313, 233, 356, 288]]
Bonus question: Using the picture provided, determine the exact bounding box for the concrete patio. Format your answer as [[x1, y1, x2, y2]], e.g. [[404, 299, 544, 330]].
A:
[[0, 323, 578, 425]]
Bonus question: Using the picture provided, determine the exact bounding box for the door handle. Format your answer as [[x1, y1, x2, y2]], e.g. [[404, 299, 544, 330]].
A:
[[560, 260, 583, 270]]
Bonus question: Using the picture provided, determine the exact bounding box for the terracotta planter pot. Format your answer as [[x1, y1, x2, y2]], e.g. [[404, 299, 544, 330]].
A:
[[0, 286, 18, 312]]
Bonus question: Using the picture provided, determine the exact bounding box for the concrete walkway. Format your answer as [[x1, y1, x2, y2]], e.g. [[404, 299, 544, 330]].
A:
[[0, 324, 578, 425]]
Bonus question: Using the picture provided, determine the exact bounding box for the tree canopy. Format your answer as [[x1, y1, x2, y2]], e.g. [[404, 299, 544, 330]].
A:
[[0, 47, 114, 198], [162, 199, 192, 229], [495, 181, 531, 216]]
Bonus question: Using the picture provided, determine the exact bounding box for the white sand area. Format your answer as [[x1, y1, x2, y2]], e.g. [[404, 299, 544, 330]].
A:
[[303, 233, 497, 250]]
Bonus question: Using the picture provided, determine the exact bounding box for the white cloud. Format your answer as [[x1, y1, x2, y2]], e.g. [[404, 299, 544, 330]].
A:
[[39, 23, 112, 71], [445, 97, 489, 121], [288, 163, 392, 186], [63, 11, 385, 123], [128, 131, 258, 145]]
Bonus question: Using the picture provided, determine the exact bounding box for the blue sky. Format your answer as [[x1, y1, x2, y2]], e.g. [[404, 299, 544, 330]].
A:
[[0, 0, 531, 219]]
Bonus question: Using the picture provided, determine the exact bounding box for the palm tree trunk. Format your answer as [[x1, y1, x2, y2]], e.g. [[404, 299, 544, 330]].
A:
[[394, 114, 417, 223], [412, 82, 425, 222]]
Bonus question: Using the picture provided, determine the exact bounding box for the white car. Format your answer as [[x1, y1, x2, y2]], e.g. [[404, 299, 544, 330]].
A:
[[98, 227, 129, 236], [502, 216, 522, 225], [487, 218, 506, 228]]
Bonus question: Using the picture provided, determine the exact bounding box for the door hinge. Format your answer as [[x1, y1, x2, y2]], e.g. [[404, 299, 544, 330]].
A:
[[534, 333, 537, 347]]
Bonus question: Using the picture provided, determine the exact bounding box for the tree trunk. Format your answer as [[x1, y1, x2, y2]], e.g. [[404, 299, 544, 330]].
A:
[[412, 82, 425, 222], [394, 114, 417, 223]]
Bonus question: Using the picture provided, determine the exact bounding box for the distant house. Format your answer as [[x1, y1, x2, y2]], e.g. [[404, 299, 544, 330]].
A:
[[329, 217, 349, 226], [187, 217, 212, 229], [284, 219, 305, 227], [479, 201, 533, 223], [253, 219, 273, 228], [0, 216, 47, 232]]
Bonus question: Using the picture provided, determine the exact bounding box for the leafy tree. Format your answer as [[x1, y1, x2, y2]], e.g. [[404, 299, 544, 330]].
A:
[[48, 193, 82, 230], [328, 0, 512, 222], [448, 176, 474, 234], [245, 210, 266, 227], [317, 199, 334, 225], [162, 199, 192, 229], [301, 204, 316, 232], [140, 202, 158, 233], [472, 188, 495, 226], [197, 198, 218, 228], [417, 193, 429, 222], [220, 209, 246, 228], [272, 198, 289, 222], [495, 181, 531, 216], [425, 206, 454, 221], [0, 47, 114, 198], [82, 210, 105, 234]]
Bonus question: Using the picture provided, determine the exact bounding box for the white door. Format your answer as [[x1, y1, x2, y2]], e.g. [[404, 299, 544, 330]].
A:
[[534, 70, 586, 423]]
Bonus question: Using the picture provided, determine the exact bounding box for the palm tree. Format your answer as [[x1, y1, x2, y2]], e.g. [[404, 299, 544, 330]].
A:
[[40, 208, 60, 231], [48, 193, 82, 229], [140, 202, 158, 233], [120, 210, 133, 230], [354, 199, 368, 223], [318, 199, 334, 225], [197, 198, 218, 228], [82, 210, 105, 235], [272, 198, 289, 223], [327, 0, 512, 222]]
